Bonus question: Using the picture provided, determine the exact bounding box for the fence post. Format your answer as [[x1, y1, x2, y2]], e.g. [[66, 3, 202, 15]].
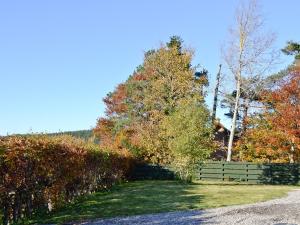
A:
[[270, 164, 273, 184], [199, 165, 202, 181], [222, 163, 225, 181], [246, 164, 249, 182]]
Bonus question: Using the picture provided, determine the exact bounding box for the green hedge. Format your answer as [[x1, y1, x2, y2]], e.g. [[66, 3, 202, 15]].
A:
[[131, 163, 176, 180]]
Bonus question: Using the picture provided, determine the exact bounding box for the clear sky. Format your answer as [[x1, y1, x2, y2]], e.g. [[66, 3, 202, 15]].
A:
[[0, 0, 299, 135]]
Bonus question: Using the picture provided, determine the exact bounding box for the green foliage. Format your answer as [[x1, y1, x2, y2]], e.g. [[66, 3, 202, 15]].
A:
[[282, 41, 300, 59], [162, 100, 214, 181], [131, 164, 176, 180], [49, 130, 97, 142], [166, 35, 183, 53], [5, 130, 97, 143], [94, 36, 211, 169]]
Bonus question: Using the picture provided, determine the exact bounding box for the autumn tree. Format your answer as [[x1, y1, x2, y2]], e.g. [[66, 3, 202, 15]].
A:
[[237, 70, 300, 163], [94, 36, 212, 169], [222, 0, 277, 161]]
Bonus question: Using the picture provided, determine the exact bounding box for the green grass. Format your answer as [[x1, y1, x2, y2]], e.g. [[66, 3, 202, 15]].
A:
[[19, 180, 295, 224]]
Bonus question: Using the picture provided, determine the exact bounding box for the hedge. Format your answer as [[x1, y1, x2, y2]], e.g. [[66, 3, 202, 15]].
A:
[[130, 163, 176, 180], [0, 135, 134, 225]]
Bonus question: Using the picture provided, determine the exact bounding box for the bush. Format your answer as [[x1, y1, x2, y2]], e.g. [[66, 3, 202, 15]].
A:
[[161, 100, 214, 181], [0, 135, 133, 225]]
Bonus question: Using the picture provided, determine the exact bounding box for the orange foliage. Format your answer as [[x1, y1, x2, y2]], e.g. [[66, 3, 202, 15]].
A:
[[0, 135, 133, 224], [103, 84, 128, 116], [94, 118, 115, 147], [237, 71, 300, 162]]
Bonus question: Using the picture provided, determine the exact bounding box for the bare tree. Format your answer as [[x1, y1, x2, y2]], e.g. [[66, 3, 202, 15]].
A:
[[222, 0, 278, 161], [212, 64, 222, 123]]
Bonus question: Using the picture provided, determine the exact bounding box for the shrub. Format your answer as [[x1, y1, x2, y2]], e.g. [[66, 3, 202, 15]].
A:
[[0, 135, 133, 225], [162, 100, 214, 182]]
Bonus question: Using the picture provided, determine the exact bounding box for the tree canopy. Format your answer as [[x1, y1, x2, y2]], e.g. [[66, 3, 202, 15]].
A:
[[94, 36, 213, 178]]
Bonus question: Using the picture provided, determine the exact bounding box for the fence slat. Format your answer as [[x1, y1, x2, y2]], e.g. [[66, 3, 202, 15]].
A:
[[198, 162, 300, 184]]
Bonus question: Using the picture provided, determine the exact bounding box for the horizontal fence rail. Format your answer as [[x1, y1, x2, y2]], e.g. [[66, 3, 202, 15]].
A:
[[198, 162, 300, 184]]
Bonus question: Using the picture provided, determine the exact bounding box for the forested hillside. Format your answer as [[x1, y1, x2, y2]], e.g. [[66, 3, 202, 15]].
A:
[[48, 129, 95, 141]]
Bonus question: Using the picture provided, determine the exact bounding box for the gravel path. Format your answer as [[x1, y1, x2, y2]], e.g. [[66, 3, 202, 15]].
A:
[[78, 189, 300, 225]]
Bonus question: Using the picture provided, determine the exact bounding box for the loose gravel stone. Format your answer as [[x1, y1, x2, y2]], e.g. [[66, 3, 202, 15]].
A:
[[77, 189, 300, 225]]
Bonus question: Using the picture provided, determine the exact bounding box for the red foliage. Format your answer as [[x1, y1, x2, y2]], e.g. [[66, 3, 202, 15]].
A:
[[103, 84, 128, 116], [0, 135, 133, 225], [94, 118, 115, 147], [94, 72, 147, 155], [132, 72, 147, 81], [267, 71, 300, 143], [237, 71, 300, 162]]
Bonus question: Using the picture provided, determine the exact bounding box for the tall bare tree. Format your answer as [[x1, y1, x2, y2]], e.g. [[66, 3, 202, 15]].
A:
[[222, 0, 278, 161], [212, 64, 222, 123]]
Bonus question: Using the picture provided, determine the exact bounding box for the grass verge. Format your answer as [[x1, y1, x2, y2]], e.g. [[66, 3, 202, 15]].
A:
[[19, 180, 294, 224]]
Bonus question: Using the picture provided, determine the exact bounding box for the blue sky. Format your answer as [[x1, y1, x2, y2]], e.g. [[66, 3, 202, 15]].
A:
[[0, 0, 299, 135]]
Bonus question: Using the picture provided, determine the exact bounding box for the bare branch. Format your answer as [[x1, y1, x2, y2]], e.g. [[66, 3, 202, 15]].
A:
[[222, 0, 278, 161]]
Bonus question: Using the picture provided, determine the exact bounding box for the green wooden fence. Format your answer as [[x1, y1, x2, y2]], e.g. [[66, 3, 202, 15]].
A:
[[198, 161, 300, 184]]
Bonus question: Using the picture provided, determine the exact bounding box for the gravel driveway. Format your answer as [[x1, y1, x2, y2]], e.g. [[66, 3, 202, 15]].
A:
[[78, 189, 300, 225]]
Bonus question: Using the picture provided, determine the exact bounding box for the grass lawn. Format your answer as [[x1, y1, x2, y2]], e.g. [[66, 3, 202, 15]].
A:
[[19, 180, 295, 224]]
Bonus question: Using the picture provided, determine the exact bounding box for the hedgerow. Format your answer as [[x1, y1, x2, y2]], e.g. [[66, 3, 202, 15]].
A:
[[0, 135, 133, 225]]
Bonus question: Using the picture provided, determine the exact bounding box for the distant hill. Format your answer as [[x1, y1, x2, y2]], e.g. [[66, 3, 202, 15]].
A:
[[2, 129, 99, 143], [48, 129, 99, 143], [49, 129, 93, 139]]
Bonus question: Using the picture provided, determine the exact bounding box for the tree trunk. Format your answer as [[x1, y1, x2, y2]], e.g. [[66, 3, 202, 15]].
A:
[[289, 140, 295, 163], [212, 64, 222, 123], [242, 98, 249, 135], [227, 78, 241, 161], [3, 194, 10, 225], [25, 193, 33, 217], [13, 192, 20, 223]]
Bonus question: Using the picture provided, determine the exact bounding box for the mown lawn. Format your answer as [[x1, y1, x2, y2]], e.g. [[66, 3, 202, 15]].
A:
[[19, 180, 294, 224]]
